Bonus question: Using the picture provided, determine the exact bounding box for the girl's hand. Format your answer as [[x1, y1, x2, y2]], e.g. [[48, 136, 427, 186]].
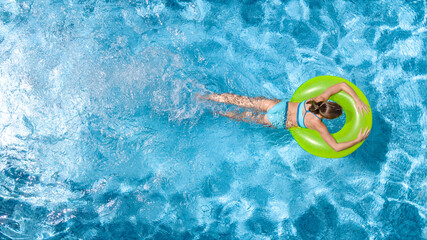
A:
[[356, 100, 370, 116], [357, 127, 370, 142]]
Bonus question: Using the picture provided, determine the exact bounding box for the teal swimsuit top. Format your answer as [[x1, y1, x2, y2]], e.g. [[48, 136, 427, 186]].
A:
[[297, 100, 323, 128]]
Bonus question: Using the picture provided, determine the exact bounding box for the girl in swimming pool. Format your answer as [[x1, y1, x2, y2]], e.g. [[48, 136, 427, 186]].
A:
[[200, 82, 371, 152]]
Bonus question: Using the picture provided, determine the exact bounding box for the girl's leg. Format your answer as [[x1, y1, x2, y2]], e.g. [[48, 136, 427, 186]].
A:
[[202, 93, 280, 112], [220, 111, 273, 126]]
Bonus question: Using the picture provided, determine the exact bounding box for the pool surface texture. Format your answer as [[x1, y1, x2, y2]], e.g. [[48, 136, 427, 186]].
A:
[[0, 0, 426, 239]]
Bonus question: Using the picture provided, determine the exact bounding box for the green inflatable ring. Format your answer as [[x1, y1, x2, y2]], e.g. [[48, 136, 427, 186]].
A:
[[289, 76, 372, 158]]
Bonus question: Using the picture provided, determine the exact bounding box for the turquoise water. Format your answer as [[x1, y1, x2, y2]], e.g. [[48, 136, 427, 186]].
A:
[[0, 0, 426, 239]]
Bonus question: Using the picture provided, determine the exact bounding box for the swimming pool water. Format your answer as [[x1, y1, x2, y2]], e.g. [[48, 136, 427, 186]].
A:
[[0, 0, 426, 239]]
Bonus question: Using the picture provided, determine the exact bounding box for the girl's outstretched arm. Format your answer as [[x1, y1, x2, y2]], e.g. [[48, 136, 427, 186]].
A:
[[313, 82, 370, 116], [314, 123, 370, 152], [336, 83, 370, 116]]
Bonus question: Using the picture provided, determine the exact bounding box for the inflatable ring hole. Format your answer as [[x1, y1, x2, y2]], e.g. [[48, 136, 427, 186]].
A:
[[324, 108, 346, 134]]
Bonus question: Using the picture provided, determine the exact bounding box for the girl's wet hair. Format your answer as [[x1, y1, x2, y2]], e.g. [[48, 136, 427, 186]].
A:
[[307, 100, 343, 119]]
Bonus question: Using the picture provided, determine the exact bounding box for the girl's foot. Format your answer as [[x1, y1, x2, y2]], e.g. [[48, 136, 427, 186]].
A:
[[197, 93, 221, 101]]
